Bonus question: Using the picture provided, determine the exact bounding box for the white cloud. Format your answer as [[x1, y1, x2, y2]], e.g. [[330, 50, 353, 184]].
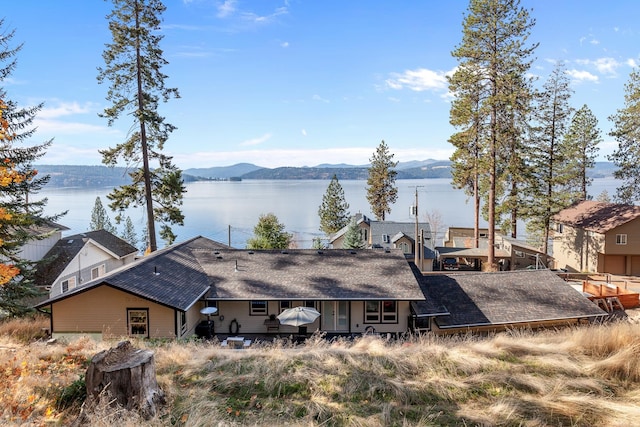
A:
[[312, 94, 330, 103], [217, 0, 237, 18], [590, 39, 600, 45], [575, 57, 620, 75], [627, 58, 638, 68], [239, 133, 272, 147], [38, 102, 94, 119], [385, 68, 449, 92], [301, 129, 307, 136], [281, 41, 289, 48], [566, 69, 599, 83]]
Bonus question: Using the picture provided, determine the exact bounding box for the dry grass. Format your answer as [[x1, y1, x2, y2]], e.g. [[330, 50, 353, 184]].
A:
[[2, 318, 640, 426]]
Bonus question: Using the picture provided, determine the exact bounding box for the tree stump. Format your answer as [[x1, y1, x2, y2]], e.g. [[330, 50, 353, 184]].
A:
[[85, 341, 165, 419]]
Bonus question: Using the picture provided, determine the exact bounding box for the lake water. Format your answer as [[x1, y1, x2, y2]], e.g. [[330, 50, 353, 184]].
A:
[[39, 177, 623, 249]]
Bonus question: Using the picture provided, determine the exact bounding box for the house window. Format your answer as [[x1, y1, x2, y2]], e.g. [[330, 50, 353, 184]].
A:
[[400, 242, 411, 254], [616, 234, 627, 245], [382, 234, 390, 243], [279, 300, 292, 312], [365, 301, 380, 322], [61, 276, 76, 293], [250, 301, 268, 315], [127, 308, 148, 337], [91, 264, 106, 280], [205, 299, 218, 311], [365, 301, 398, 323], [382, 301, 397, 322], [361, 228, 368, 242], [304, 300, 317, 309], [514, 250, 525, 258], [557, 224, 564, 233]]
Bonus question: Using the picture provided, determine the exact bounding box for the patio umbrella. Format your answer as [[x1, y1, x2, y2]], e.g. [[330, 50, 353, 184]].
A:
[[277, 306, 321, 327]]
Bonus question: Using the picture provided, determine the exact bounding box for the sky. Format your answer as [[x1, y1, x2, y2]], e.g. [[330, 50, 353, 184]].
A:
[[1, 0, 639, 169]]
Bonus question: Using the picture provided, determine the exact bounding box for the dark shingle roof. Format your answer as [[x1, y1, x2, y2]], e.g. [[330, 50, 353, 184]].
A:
[[36, 236, 231, 311], [415, 269, 606, 328], [553, 200, 640, 233], [195, 248, 425, 301], [35, 230, 139, 287]]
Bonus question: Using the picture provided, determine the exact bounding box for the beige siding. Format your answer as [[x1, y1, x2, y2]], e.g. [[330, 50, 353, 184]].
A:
[[212, 300, 411, 335], [182, 304, 203, 338], [552, 225, 604, 273], [51, 285, 176, 339]]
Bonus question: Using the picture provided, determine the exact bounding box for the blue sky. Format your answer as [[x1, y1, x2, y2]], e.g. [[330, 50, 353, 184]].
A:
[[2, 1, 639, 169]]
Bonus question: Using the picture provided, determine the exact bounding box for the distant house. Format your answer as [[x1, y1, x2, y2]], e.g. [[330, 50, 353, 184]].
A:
[[35, 229, 139, 298], [437, 227, 547, 271], [551, 200, 640, 275], [411, 269, 607, 333], [18, 222, 69, 262], [35, 236, 425, 340], [329, 214, 435, 271]]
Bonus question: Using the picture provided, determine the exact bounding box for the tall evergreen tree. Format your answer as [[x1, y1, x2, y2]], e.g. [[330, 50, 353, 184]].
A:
[[89, 196, 116, 233], [448, 63, 486, 248], [342, 218, 365, 249], [450, 0, 537, 269], [318, 174, 350, 236], [366, 140, 398, 221], [523, 62, 574, 254], [564, 104, 601, 201], [120, 216, 139, 249], [607, 69, 640, 203], [0, 20, 62, 315], [246, 213, 292, 250], [97, 0, 184, 251]]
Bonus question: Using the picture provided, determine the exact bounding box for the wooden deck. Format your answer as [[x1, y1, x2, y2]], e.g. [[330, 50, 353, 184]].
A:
[[582, 281, 640, 309]]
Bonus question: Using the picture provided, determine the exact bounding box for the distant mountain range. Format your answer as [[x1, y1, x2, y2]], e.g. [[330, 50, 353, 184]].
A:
[[32, 161, 618, 188]]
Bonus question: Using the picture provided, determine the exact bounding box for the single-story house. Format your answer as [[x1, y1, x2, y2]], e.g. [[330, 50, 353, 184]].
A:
[[411, 268, 607, 333], [35, 236, 426, 340], [35, 229, 139, 298], [551, 200, 640, 275]]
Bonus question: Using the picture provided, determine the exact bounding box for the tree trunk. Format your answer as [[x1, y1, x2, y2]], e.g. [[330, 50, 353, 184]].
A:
[[85, 341, 165, 419]]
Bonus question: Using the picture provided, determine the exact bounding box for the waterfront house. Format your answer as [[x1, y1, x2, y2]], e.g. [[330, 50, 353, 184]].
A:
[[35, 229, 139, 298], [35, 236, 425, 340], [551, 201, 640, 274]]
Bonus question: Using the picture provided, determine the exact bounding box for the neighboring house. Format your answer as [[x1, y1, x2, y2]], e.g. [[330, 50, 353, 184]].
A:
[[411, 268, 607, 333], [35, 229, 139, 298], [552, 201, 640, 275], [329, 214, 435, 271], [35, 236, 426, 340], [17, 222, 69, 262], [437, 227, 547, 271]]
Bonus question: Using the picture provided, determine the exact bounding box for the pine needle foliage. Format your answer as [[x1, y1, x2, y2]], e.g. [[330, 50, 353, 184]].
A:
[[97, 0, 184, 251], [318, 174, 350, 236], [366, 140, 398, 221], [246, 213, 293, 250], [89, 197, 116, 234], [342, 217, 365, 249]]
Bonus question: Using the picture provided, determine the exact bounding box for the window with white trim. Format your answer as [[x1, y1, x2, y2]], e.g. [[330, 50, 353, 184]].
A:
[[180, 311, 187, 334], [616, 234, 627, 245], [128, 308, 148, 337], [91, 264, 106, 280], [250, 300, 267, 315], [279, 300, 292, 312], [304, 300, 317, 309], [365, 300, 398, 323], [514, 250, 525, 258], [61, 276, 76, 293]]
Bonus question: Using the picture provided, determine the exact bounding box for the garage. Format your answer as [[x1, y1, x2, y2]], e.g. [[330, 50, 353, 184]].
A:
[[603, 255, 625, 275]]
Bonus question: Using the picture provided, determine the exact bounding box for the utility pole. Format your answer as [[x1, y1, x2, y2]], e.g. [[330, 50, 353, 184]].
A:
[[411, 186, 424, 267]]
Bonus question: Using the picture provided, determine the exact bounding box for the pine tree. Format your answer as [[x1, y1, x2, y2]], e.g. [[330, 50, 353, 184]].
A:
[[608, 68, 640, 203], [450, 0, 537, 269], [97, 0, 184, 251], [366, 140, 398, 221], [0, 20, 62, 315], [318, 174, 350, 236], [120, 216, 139, 249], [523, 62, 574, 254], [246, 213, 292, 250], [89, 196, 116, 233], [342, 218, 365, 249], [564, 104, 601, 201]]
